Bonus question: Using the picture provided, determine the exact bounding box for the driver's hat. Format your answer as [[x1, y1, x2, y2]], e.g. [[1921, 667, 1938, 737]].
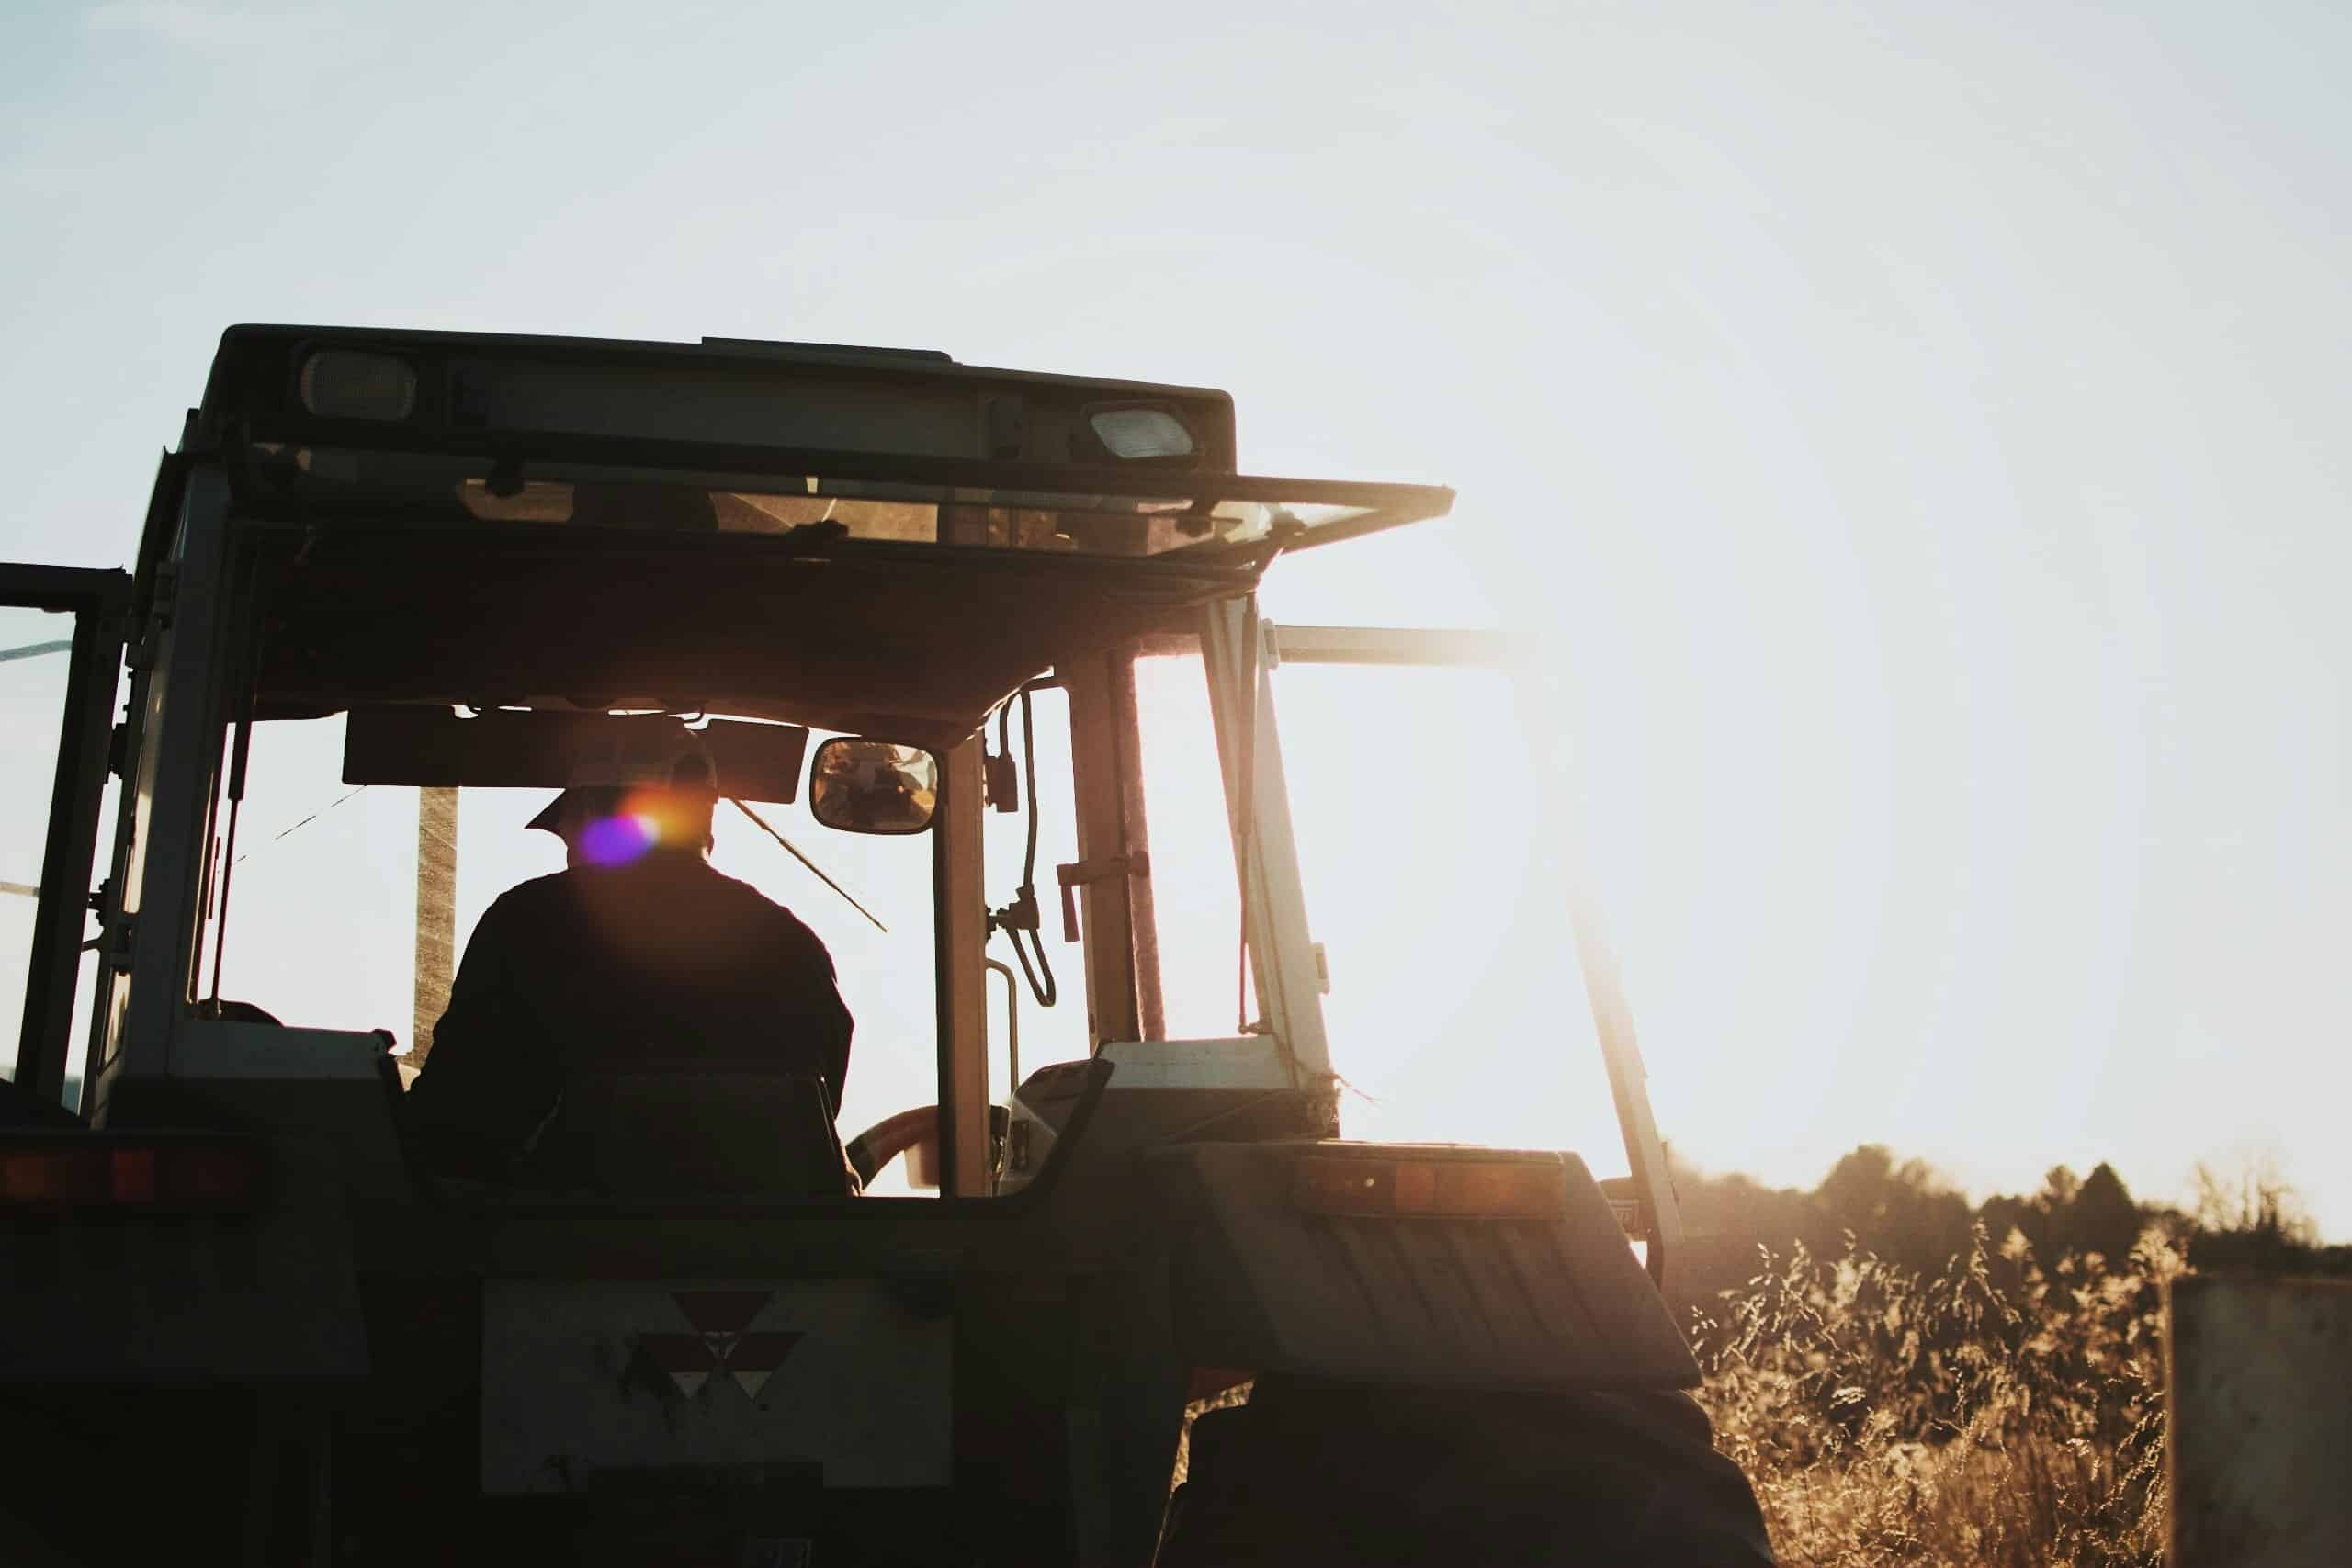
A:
[[526, 722, 718, 835]]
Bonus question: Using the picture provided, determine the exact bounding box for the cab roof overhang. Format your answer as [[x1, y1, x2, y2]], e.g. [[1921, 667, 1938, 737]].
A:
[[243, 523, 1250, 750]]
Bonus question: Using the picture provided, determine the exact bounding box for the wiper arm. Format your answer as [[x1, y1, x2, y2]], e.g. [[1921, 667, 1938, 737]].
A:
[[729, 797, 888, 933]]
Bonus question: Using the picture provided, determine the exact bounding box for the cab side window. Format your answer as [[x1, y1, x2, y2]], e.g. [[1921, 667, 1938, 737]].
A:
[[0, 581, 126, 1113], [0, 604, 75, 1076]]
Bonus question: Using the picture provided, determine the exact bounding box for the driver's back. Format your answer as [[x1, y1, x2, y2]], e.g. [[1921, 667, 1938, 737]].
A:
[[402, 856, 854, 1184]]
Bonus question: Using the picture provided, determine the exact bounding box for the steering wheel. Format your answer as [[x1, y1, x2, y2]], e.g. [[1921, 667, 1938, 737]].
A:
[[844, 1104, 1011, 1188]]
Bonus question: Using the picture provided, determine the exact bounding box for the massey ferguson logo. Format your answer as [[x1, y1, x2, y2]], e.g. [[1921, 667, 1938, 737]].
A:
[[632, 1289, 804, 1400]]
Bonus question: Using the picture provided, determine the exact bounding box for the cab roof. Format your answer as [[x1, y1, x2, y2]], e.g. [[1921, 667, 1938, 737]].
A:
[[184, 324, 1453, 749]]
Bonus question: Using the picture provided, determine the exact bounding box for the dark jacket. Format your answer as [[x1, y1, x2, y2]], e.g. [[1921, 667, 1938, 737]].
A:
[[403, 855, 852, 1179]]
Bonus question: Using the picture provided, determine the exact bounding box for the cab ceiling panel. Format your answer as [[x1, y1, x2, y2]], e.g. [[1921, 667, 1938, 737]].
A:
[[246, 528, 1228, 750]]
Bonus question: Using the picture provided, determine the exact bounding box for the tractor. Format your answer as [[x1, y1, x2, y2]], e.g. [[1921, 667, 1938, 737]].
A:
[[0, 325, 1772, 1564]]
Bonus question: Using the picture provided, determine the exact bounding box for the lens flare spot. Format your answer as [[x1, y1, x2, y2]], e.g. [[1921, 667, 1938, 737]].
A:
[[580, 812, 657, 866]]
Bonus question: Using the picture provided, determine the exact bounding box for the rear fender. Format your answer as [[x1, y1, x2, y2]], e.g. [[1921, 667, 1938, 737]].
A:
[[1147, 1141, 1698, 1392]]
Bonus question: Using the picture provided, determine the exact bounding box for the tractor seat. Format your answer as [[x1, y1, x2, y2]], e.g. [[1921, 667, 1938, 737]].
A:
[[526, 1066, 859, 1199]]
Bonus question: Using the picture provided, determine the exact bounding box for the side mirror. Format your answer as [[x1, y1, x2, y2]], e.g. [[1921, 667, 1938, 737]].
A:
[[808, 739, 940, 835]]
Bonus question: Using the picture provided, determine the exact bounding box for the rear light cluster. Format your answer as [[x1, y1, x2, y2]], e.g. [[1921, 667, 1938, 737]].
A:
[[0, 1138, 265, 1211], [1290, 1155, 1565, 1219]]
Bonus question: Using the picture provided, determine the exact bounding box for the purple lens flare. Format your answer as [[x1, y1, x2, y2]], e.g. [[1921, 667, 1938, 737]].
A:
[[579, 812, 658, 866]]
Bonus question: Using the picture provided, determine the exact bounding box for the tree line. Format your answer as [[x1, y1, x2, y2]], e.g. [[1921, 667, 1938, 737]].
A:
[[1665, 1144, 2346, 1329]]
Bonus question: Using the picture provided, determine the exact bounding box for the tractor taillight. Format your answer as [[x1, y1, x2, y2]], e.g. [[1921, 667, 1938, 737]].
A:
[[0, 1138, 265, 1211], [1290, 1155, 1564, 1219]]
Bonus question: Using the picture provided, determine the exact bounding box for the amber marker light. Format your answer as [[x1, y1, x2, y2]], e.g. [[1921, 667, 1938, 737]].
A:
[[0, 1138, 266, 1211]]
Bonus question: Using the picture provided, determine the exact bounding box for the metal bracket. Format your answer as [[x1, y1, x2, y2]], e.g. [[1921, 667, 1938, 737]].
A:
[[124, 562, 178, 672], [150, 559, 179, 618], [1055, 852, 1150, 943], [99, 911, 136, 972]]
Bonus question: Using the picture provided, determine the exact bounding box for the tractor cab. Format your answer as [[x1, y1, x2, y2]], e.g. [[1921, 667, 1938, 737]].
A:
[[0, 327, 1747, 1567]]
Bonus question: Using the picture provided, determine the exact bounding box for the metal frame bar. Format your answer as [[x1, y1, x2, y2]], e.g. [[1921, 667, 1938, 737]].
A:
[[1265, 624, 1513, 668], [931, 739, 989, 1197], [1200, 600, 1332, 1093], [1109, 646, 1166, 1043], [1569, 901, 1687, 1292], [1060, 649, 1143, 1051], [0, 564, 130, 1107]]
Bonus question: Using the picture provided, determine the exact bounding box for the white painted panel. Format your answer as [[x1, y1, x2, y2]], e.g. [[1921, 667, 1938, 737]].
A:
[[1098, 1036, 1291, 1089], [481, 1277, 952, 1494]]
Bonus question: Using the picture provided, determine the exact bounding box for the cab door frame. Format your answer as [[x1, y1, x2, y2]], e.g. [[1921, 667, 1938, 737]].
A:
[[1, 562, 130, 1111], [1250, 617, 1689, 1294]]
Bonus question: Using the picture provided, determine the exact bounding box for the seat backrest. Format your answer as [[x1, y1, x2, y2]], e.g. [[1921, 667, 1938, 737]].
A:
[[535, 1066, 857, 1198]]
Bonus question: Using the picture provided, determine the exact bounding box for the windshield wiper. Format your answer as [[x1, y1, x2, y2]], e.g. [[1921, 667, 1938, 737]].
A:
[[729, 797, 888, 933]]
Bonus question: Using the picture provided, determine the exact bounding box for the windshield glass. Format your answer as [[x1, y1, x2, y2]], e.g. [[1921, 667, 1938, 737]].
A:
[[207, 715, 941, 1156], [1, 604, 115, 1104], [1270, 662, 1626, 1165], [1, 606, 71, 1079], [1131, 650, 1248, 1041]]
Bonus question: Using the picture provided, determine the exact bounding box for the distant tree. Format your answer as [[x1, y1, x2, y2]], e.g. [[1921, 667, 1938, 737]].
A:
[[1816, 1145, 1899, 1233], [1810, 1145, 1973, 1271], [1976, 1191, 2050, 1264], [2065, 1162, 2141, 1263]]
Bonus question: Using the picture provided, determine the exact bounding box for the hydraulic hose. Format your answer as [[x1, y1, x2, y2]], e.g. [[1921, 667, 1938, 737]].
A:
[[989, 686, 1057, 1009]]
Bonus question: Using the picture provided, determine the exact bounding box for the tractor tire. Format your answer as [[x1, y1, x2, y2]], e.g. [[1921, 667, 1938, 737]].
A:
[[1154, 1377, 1774, 1567]]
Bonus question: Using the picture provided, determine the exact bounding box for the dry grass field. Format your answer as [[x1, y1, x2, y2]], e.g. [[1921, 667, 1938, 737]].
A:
[[1693, 1225, 2178, 1568], [1170, 1167, 2336, 1563]]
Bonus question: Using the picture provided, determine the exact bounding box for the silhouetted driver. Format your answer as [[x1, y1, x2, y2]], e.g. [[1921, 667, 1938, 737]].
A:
[[402, 733, 853, 1184]]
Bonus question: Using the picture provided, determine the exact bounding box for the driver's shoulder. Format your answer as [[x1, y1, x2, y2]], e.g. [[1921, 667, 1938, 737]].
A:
[[703, 866, 797, 918], [702, 868, 825, 943], [489, 870, 578, 918]]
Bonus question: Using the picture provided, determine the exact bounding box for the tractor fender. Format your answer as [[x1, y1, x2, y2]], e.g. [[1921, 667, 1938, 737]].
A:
[[1145, 1141, 1698, 1392]]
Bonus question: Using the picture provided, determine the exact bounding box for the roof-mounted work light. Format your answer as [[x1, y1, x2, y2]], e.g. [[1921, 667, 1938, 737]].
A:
[[299, 347, 417, 421], [1086, 404, 1196, 462]]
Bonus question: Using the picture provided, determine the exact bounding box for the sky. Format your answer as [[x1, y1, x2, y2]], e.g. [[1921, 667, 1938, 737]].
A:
[[3, 0, 2347, 1235]]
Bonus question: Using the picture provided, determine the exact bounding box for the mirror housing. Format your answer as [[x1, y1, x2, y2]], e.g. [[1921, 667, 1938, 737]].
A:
[[808, 739, 939, 835]]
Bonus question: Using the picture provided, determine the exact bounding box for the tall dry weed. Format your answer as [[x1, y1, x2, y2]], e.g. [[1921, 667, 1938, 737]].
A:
[[1693, 1222, 2182, 1567]]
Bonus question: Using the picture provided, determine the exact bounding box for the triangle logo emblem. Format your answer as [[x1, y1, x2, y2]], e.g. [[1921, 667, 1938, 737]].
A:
[[637, 1332, 718, 1399], [635, 1293, 803, 1403]]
